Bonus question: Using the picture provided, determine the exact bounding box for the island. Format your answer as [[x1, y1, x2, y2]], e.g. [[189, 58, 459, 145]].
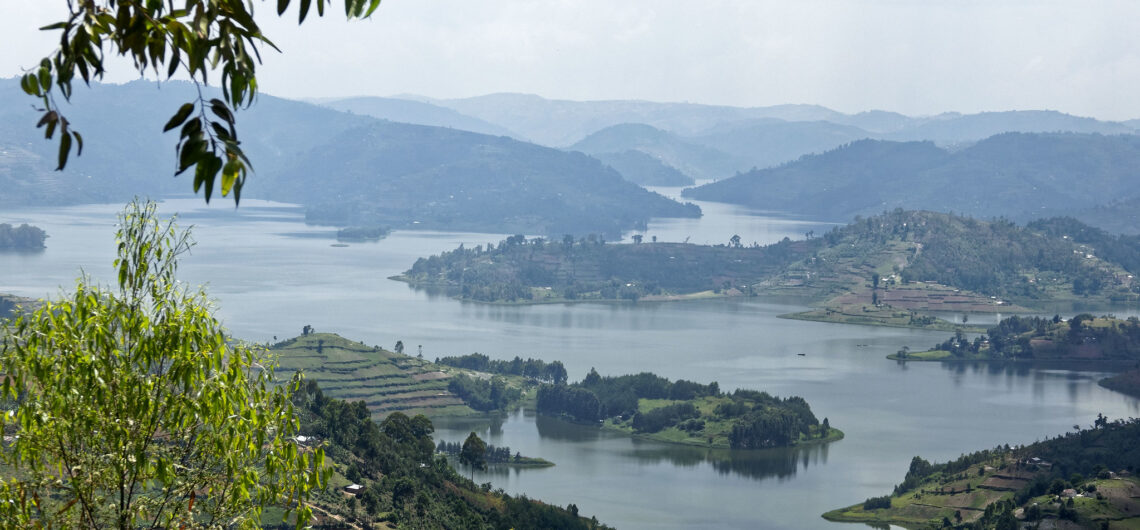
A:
[[823, 416, 1140, 528], [0, 223, 47, 251], [436, 440, 554, 468], [394, 210, 1140, 331], [534, 368, 841, 449]]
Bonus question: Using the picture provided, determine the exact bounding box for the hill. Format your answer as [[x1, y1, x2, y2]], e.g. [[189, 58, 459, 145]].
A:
[[270, 332, 557, 420], [569, 123, 740, 180], [823, 417, 1140, 529], [590, 149, 694, 186], [396, 211, 1140, 327], [688, 118, 874, 172], [0, 79, 698, 237], [683, 133, 1140, 226], [425, 93, 843, 147], [271, 121, 700, 237], [319, 95, 519, 137]]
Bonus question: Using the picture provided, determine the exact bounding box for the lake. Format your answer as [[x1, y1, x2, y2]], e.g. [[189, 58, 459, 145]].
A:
[[2, 196, 1138, 529]]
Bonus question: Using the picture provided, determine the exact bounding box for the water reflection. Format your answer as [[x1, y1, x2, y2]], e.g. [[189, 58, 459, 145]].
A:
[[627, 440, 830, 482]]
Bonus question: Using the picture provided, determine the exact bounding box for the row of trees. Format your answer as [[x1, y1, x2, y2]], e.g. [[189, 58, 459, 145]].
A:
[[0, 223, 47, 250], [436, 352, 568, 385], [925, 314, 1140, 360], [436, 439, 524, 465], [446, 374, 521, 413]]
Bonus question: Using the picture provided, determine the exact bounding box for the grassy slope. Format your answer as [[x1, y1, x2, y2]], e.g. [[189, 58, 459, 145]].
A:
[[270, 333, 535, 419], [824, 465, 1140, 529]]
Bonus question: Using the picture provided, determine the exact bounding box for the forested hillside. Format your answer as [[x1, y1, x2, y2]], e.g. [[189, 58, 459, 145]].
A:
[[290, 381, 607, 529], [0, 79, 699, 237], [274, 121, 699, 237], [683, 133, 1140, 227]]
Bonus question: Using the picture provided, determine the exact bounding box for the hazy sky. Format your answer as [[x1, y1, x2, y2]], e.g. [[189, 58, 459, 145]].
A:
[[5, 1, 1140, 120]]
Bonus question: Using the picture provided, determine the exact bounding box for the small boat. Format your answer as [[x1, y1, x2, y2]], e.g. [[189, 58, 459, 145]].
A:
[[797, 353, 806, 356]]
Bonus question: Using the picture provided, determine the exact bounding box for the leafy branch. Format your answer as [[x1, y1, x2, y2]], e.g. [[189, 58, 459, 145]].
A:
[[22, 0, 383, 204]]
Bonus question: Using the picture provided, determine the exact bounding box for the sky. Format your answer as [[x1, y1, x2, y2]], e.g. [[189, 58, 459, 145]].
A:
[[4, 1, 1140, 120]]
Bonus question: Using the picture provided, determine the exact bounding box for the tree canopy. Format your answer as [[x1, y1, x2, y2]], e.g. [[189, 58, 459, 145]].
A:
[[0, 200, 326, 528], [23, 0, 381, 203]]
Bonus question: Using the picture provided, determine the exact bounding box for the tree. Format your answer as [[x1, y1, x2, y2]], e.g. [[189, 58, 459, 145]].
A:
[[24, 0, 382, 204], [632, 234, 643, 244], [459, 432, 487, 481], [730, 234, 742, 248], [395, 340, 405, 355], [0, 200, 326, 528]]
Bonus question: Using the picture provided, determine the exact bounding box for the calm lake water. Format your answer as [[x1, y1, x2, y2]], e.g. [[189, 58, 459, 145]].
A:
[[2, 196, 1138, 529]]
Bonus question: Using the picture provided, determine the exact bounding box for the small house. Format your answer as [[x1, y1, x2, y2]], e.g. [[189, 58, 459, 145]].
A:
[[345, 484, 363, 496]]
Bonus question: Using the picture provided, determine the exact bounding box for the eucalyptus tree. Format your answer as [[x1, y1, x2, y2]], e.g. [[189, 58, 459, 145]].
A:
[[0, 200, 328, 528]]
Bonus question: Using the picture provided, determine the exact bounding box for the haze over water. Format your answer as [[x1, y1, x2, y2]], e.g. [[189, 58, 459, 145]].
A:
[[2, 198, 1138, 529]]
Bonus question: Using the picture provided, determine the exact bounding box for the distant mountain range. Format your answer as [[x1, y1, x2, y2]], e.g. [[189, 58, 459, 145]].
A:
[[682, 133, 1140, 229], [0, 79, 698, 237], [378, 93, 1138, 184]]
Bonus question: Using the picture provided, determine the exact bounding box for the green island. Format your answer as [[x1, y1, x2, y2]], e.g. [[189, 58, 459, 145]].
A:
[[534, 367, 840, 450], [822, 416, 1140, 529], [393, 210, 1140, 331], [436, 440, 555, 468], [335, 225, 391, 242], [0, 223, 47, 251], [430, 352, 841, 450]]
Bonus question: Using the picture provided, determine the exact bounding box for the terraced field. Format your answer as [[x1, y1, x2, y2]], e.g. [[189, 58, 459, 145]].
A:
[[269, 333, 476, 419]]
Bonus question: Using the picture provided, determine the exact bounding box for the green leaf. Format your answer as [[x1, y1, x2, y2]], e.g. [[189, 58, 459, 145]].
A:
[[366, 0, 383, 17], [278, 0, 290, 16], [221, 159, 239, 196], [56, 131, 71, 171], [299, 0, 312, 24], [162, 103, 195, 132]]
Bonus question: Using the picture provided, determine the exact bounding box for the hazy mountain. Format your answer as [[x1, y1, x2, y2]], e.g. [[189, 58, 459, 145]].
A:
[[683, 133, 1140, 227], [591, 150, 694, 186], [881, 110, 1135, 144], [319, 96, 519, 137], [267, 120, 700, 237], [422, 93, 842, 147], [688, 119, 874, 172], [1073, 195, 1140, 235], [569, 123, 740, 180], [0, 79, 699, 236]]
